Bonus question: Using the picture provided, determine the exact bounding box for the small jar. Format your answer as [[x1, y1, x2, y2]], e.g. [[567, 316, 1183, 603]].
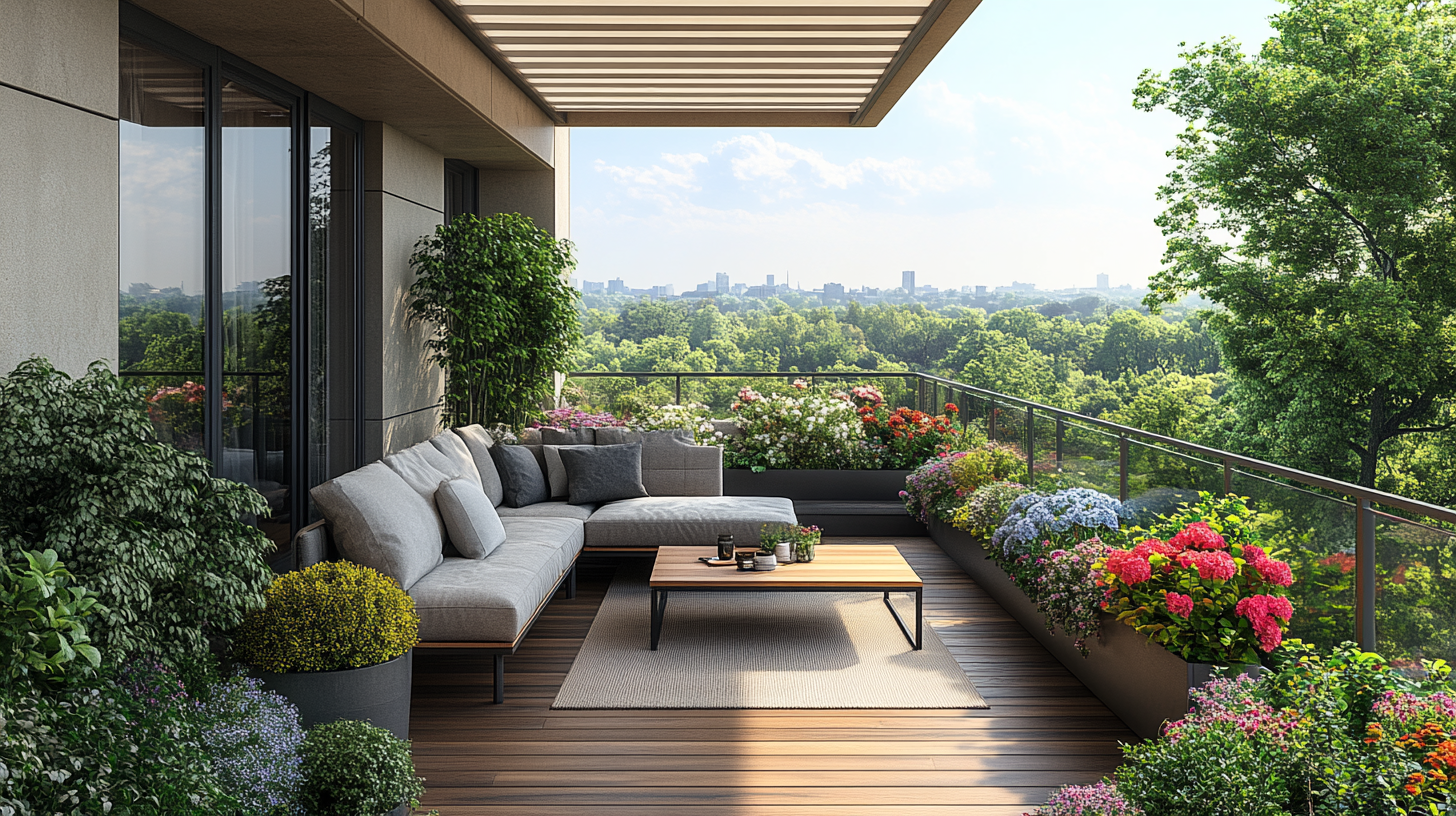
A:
[[736, 553, 755, 571], [753, 553, 778, 571], [717, 534, 735, 561], [774, 541, 793, 564]]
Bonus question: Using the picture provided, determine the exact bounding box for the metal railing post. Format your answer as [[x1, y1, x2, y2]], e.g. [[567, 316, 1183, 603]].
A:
[[1055, 416, 1065, 469], [674, 375, 682, 405], [1118, 435, 1129, 502], [1025, 406, 1035, 488], [987, 397, 996, 440], [1355, 499, 1377, 651], [1223, 459, 1233, 496]]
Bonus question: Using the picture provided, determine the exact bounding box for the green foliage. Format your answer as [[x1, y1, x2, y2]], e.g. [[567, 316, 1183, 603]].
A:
[[1136, 0, 1456, 488], [0, 358, 274, 670], [1115, 720, 1303, 816], [0, 549, 101, 690], [297, 720, 425, 816], [949, 443, 1028, 494], [0, 671, 230, 816], [409, 213, 581, 428], [949, 481, 1035, 538], [234, 561, 420, 674]]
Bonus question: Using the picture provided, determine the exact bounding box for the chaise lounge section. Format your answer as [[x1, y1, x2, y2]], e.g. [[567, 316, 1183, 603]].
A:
[[297, 425, 796, 701]]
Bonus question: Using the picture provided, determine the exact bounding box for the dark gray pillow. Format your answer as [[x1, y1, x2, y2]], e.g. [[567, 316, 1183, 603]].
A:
[[559, 443, 649, 505], [490, 444, 549, 507], [541, 427, 596, 446]]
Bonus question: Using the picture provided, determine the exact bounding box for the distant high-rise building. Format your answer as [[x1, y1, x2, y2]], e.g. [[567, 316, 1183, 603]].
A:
[[975, 285, 988, 295], [1096, 273, 1110, 290], [823, 282, 845, 299], [715, 272, 730, 293], [582, 280, 605, 294], [650, 284, 675, 298], [901, 270, 915, 293], [695, 282, 712, 292], [606, 278, 627, 295], [731, 283, 747, 296], [766, 274, 775, 287]]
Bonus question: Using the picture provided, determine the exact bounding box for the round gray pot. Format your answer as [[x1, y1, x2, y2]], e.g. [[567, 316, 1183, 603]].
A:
[[257, 650, 413, 742]]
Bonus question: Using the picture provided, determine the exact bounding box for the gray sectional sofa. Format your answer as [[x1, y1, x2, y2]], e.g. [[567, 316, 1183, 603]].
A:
[[296, 424, 796, 702]]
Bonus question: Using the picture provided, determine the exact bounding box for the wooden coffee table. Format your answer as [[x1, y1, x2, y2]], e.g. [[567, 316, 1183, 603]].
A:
[[647, 545, 924, 651]]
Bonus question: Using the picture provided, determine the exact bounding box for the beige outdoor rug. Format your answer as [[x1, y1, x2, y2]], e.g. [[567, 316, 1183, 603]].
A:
[[552, 567, 987, 709]]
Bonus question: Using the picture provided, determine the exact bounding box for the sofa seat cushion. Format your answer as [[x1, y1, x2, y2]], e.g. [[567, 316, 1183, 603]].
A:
[[496, 501, 597, 522], [584, 496, 796, 549], [409, 517, 584, 643]]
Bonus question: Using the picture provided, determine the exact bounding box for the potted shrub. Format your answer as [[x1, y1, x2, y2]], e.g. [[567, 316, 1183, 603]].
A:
[[234, 561, 420, 741], [298, 719, 426, 816]]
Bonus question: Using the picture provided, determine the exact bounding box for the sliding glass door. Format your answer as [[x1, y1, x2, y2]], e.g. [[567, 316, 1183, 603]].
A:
[[118, 12, 360, 558]]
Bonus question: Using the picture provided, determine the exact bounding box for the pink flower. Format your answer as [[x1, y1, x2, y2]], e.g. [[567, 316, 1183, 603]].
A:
[[1165, 591, 1194, 619], [1256, 558, 1293, 587], [1105, 550, 1152, 585], [1241, 544, 1268, 565], [1194, 550, 1238, 582], [1170, 522, 1228, 550], [1235, 594, 1294, 652]]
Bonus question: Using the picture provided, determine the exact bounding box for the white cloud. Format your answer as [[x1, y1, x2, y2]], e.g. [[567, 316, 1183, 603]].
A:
[[714, 133, 987, 199]]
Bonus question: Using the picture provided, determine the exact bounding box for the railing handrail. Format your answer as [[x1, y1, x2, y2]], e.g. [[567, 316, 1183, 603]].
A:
[[566, 369, 1456, 527]]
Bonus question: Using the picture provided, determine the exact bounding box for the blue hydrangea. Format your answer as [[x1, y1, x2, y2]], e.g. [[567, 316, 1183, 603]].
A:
[[992, 488, 1130, 557], [195, 674, 304, 814]]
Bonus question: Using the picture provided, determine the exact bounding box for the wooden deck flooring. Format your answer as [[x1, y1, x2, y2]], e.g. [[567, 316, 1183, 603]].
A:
[[410, 537, 1133, 815]]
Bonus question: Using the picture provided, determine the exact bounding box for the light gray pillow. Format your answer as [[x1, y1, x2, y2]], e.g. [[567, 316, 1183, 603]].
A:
[[542, 444, 593, 499], [428, 431, 482, 488], [490, 444, 550, 507], [560, 443, 649, 505], [381, 441, 455, 550], [309, 462, 443, 590], [435, 478, 506, 559], [452, 425, 505, 507]]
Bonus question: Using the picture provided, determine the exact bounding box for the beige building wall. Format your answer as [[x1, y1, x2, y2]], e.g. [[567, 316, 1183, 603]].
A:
[[0, 0, 119, 376], [361, 122, 446, 460], [478, 127, 571, 239]]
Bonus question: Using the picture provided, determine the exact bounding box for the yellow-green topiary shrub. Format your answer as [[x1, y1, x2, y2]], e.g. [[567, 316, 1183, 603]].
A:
[[234, 562, 420, 673]]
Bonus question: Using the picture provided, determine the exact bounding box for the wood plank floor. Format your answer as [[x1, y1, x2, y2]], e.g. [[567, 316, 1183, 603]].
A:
[[410, 537, 1133, 815]]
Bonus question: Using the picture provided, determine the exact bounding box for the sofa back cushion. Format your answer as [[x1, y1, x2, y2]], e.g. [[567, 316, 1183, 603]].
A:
[[592, 429, 722, 497], [542, 444, 593, 499], [309, 462, 443, 590], [491, 444, 550, 507], [540, 427, 596, 445], [381, 441, 457, 549], [435, 478, 507, 559], [428, 431, 482, 489], [560, 443, 650, 505], [451, 425, 505, 507]]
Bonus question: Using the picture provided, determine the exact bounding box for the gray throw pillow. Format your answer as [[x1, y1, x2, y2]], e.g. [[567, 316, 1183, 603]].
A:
[[452, 425, 505, 507], [435, 478, 507, 559], [542, 444, 593, 499], [490, 444, 549, 507], [559, 443, 649, 505], [309, 462, 443, 590]]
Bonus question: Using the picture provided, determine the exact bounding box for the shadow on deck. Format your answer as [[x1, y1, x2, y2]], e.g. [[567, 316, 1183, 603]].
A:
[[410, 537, 1133, 816]]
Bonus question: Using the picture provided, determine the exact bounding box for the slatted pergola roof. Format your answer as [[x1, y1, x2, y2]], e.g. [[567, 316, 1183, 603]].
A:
[[431, 0, 983, 126]]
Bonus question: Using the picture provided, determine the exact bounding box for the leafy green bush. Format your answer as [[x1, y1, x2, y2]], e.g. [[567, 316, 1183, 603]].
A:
[[0, 359, 274, 670], [408, 213, 581, 428], [297, 719, 425, 816], [0, 666, 230, 815], [949, 442, 1027, 494], [234, 561, 420, 673], [1, 549, 101, 689], [949, 481, 1034, 537]]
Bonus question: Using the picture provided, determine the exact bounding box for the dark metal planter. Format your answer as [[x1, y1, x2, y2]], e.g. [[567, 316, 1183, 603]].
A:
[[928, 520, 1194, 739], [257, 650, 413, 742]]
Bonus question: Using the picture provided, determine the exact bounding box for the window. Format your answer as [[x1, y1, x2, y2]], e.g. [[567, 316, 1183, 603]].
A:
[[118, 10, 361, 557], [444, 159, 478, 224]]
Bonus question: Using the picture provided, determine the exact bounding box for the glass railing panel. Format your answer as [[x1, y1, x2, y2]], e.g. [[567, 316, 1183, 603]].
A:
[[1051, 420, 1121, 497], [1122, 440, 1226, 527], [1372, 511, 1456, 671], [1233, 471, 1357, 654], [123, 373, 208, 456]]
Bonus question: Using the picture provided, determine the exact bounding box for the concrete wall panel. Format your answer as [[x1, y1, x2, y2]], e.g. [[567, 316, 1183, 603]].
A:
[[0, 0, 118, 117], [0, 86, 119, 376]]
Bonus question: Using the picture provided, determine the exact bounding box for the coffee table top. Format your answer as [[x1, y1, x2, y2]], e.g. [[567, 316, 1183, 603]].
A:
[[649, 545, 922, 589]]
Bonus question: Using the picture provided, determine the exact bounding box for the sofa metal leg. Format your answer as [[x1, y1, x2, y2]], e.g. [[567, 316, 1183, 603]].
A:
[[493, 654, 504, 704], [565, 564, 577, 600]]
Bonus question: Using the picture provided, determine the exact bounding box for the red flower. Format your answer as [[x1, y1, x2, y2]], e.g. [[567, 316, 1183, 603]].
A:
[[1105, 550, 1152, 585], [944, 402, 958, 413], [1256, 558, 1294, 587], [1165, 591, 1194, 619], [1320, 552, 1356, 573], [1170, 522, 1228, 550], [1194, 550, 1238, 582]]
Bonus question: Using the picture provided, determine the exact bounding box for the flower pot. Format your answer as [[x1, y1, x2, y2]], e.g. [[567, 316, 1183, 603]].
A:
[[754, 553, 778, 571], [796, 537, 819, 562], [256, 650, 412, 742]]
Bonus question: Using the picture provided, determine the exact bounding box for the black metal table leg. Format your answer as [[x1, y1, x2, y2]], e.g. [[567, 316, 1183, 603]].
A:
[[883, 588, 923, 650], [650, 588, 668, 650], [492, 654, 504, 703]]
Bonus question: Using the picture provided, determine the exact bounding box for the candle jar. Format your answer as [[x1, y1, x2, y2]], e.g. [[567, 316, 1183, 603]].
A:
[[716, 534, 735, 561], [753, 553, 778, 571], [773, 540, 793, 564], [736, 553, 755, 571]]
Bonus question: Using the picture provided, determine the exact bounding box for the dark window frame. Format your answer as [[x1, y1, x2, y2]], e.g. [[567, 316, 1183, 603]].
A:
[[120, 2, 365, 556], [444, 158, 479, 223]]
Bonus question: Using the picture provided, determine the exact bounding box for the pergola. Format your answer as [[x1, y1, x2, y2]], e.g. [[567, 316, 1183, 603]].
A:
[[431, 0, 984, 126]]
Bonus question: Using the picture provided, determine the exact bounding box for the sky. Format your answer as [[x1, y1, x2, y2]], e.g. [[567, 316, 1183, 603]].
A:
[[569, 0, 1282, 295]]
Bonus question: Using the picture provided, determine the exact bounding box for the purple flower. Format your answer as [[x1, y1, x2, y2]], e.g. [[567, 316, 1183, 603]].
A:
[[195, 674, 305, 811], [1029, 781, 1140, 815]]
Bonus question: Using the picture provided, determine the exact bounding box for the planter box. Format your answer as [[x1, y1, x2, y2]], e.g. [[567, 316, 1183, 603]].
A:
[[928, 519, 1194, 739], [724, 468, 924, 537], [258, 650, 413, 742], [723, 468, 914, 501]]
